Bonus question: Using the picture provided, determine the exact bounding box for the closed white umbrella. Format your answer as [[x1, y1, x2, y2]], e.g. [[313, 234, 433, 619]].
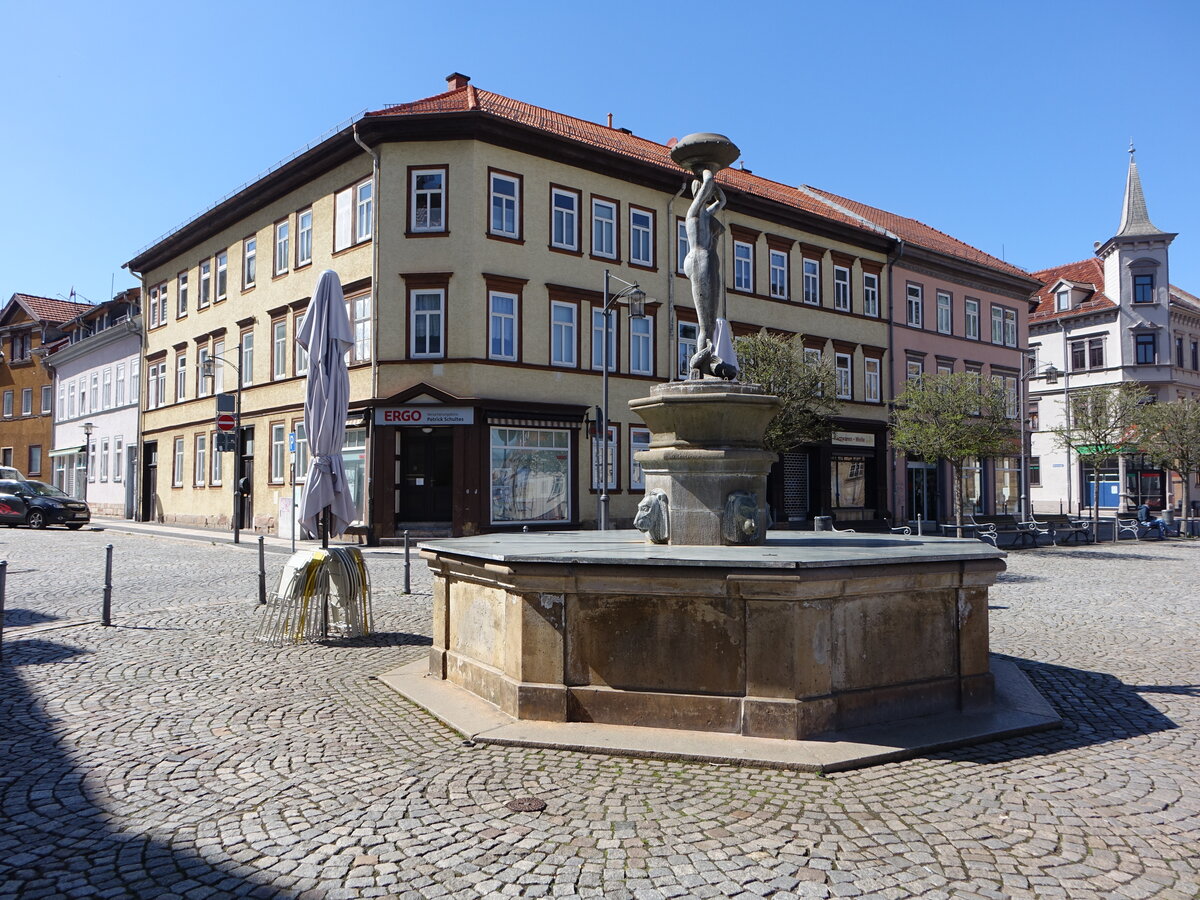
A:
[[296, 270, 357, 545]]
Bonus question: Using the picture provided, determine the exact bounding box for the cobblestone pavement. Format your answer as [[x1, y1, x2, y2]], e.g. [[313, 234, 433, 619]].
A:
[[1, 528, 1197, 899]]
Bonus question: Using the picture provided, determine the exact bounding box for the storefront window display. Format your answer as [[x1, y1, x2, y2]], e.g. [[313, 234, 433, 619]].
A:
[[960, 456, 983, 514], [993, 456, 1020, 515], [491, 427, 570, 524], [342, 428, 367, 523]]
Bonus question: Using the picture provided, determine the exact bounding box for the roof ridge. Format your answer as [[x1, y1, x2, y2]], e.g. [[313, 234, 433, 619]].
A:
[[1030, 258, 1101, 277]]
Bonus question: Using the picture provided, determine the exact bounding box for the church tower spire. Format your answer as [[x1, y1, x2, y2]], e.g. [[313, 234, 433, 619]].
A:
[[1116, 141, 1166, 237]]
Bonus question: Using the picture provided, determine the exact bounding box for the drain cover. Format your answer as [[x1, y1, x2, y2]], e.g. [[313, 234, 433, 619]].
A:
[[506, 797, 547, 812]]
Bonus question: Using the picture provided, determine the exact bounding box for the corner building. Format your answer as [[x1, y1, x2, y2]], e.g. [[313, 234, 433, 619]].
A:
[[127, 74, 1021, 538]]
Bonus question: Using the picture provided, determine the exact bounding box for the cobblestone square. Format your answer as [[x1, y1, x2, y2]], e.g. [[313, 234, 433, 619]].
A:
[[1, 526, 1197, 898]]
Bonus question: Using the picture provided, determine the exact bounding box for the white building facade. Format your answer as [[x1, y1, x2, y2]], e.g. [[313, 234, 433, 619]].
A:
[[1028, 149, 1200, 515], [48, 292, 142, 516]]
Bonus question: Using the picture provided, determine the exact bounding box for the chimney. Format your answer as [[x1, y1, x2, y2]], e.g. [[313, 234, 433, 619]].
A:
[[445, 72, 470, 91]]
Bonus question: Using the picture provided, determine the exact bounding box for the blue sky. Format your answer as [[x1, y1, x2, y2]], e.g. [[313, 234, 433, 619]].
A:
[[3, 0, 1197, 305]]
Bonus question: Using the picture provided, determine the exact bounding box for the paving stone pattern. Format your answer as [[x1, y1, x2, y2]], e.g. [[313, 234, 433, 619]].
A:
[[1, 528, 1198, 899]]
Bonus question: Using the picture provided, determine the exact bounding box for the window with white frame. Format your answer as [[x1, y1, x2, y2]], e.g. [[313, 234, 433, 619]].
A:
[[99, 438, 109, 481], [411, 168, 446, 232], [21, 388, 31, 417], [296, 208, 313, 267], [733, 241, 753, 292], [90, 373, 98, 410], [863, 272, 879, 317], [804, 347, 821, 365], [176, 355, 187, 402], [346, 293, 371, 363], [273, 320, 287, 380], [630, 208, 653, 267], [215, 250, 228, 300], [592, 198, 616, 258], [87, 440, 96, 481], [835, 353, 852, 399], [115, 364, 126, 406], [411, 290, 444, 358], [906, 284, 923, 327], [270, 423, 286, 482], [937, 360, 953, 375], [489, 171, 520, 238], [102, 368, 112, 408], [274, 220, 289, 275], [990, 305, 1004, 344], [550, 301, 577, 367], [1004, 308, 1017, 348], [550, 188, 579, 251], [833, 266, 851, 311], [769, 249, 788, 299], [356, 179, 373, 241], [240, 331, 254, 386], [130, 360, 140, 408], [630, 427, 651, 491], [489, 292, 517, 361], [199, 259, 211, 307], [57, 384, 65, 421], [630, 315, 653, 376], [41, 385, 52, 415], [194, 434, 206, 486], [677, 220, 688, 273], [1056, 289, 1070, 311], [590, 424, 618, 490], [2, 391, 11, 418], [243, 236, 256, 288], [177, 272, 188, 316], [210, 432, 222, 485], [677, 321, 698, 377], [113, 436, 123, 482], [155, 363, 165, 410], [803, 258, 820, 305], [592, 308, 617, 371], [293, 317, 308, 375], [147, 284, 159, 328], [937, 291, 952, 334], [906, 358, 922, 381], [197, 347, 210, 397], [965, 298, 980, 339], [865, 357, 881, 402], [292, 421, 308, 482], [172, 437, 184, 486]]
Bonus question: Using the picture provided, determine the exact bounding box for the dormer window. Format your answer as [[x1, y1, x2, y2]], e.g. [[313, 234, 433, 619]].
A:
[[1056, 290, 1070, 311]]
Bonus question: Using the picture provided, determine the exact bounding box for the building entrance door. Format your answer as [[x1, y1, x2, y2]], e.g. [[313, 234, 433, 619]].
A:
[[907, 460, 939, 524], [396, 429, 453, 522], [140, 442, 158, 522]]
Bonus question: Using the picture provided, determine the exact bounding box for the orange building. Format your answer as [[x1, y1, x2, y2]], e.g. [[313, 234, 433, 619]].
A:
[[0, 294, 92, 478]]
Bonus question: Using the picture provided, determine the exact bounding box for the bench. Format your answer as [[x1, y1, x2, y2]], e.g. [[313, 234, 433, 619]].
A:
[[1028, 514, 1092, 545], [944, 514, 1038, 548]]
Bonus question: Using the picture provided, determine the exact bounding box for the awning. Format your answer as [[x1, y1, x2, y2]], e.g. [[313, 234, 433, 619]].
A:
[[48, 445, 85, 458], [1074, 444, 1120, 455]]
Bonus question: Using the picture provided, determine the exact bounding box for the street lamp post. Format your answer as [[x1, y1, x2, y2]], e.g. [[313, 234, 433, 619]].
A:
[[1019, 361, 1059, 521], [81, 422, 95, 503], [598, 269, 646, 531], [202, 353, 244, 544]]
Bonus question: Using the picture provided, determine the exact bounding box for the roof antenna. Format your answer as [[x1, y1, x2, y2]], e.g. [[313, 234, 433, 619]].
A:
[[607, 113, 613, 128]]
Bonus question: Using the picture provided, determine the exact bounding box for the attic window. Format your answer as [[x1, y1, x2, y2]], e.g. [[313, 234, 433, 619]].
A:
[[1056, 290, 1070, 311]]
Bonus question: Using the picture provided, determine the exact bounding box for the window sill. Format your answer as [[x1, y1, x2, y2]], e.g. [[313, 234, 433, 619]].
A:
[[549, 244, 583, 257], [406, 229, 450, 239], [590, 253, 620, 264], [486, 232, 524, 246]]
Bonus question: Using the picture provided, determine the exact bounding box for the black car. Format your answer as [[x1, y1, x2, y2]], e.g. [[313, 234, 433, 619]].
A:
[[0, 480, 91, 530]]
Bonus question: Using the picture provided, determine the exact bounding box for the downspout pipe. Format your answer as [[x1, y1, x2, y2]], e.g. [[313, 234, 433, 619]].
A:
[[353, 123, 382, 545], [886, 239, 905, 522], [125, 265, 147, 521], [666, 180, 687, 380]]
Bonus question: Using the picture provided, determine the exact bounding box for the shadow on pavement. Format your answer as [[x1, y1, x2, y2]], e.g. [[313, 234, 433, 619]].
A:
[[1, 609, 59, 628], [0, 638, 288, 898], [935, 654, 1177, 764]]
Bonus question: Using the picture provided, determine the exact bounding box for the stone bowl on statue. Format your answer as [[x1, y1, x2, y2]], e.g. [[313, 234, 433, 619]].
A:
[[670, 132, 741, 175]]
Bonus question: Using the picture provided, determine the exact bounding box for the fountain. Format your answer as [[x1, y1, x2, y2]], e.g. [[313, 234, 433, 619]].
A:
[[380, 134, 1058, 770]]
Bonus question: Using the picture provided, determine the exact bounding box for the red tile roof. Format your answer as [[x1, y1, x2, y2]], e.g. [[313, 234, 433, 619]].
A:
[[1028, 259, 1115, 322], [804, 187, 1031, 279], [369, 84, 1027, 280], [6, 293, 93, 325], [1170, 285, 1200, 316]]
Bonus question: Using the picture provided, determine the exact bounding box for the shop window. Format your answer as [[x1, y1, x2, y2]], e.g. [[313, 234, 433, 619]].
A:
[[490, 427, 570, 524]]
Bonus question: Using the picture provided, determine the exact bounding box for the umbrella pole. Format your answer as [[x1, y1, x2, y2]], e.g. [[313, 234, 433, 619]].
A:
[[321, 507, 329, 549]]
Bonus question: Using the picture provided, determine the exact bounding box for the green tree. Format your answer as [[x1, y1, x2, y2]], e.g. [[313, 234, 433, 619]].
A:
[[1133, 396, 1200, 536], [1051, 382, 1150, 532], [890, 372, 1017, 536], [734, 330, 840, 453]]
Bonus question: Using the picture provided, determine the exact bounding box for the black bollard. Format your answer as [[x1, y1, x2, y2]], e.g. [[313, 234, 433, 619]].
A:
[[0, 559, 7, 659], [258, 536, 267, 605], [403, 530, 411, 595], [101, 544, 113, 627]]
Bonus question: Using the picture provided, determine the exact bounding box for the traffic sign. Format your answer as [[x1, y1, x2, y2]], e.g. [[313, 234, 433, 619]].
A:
[[216, 413, 236, 432]]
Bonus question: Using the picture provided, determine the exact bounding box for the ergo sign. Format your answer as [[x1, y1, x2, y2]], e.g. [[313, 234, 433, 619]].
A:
[[375, 406, 474, 426]]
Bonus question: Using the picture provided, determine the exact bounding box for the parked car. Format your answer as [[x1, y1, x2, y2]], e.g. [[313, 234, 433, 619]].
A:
[[0, 479, 91, 529]]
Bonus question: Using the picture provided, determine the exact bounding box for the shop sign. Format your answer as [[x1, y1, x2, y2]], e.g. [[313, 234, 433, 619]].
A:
[[376, 406, 474, 426], [831, 431, 875, 448]]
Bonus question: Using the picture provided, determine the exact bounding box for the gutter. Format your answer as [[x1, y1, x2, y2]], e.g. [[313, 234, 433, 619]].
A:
[[125, 267, 147, 521], [353, 123, 382, 546]]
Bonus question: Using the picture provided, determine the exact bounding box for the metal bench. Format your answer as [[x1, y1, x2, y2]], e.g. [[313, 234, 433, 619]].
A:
[[1030, 514, 1093, 545], [954, 514, 1039, 548]]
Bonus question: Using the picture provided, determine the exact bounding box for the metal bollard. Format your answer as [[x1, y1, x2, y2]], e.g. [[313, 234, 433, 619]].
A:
[[101, 544, 113, 627], [258, 536, 267, 605], [403, 530, 411, 595], [0, 559, 7, 659]]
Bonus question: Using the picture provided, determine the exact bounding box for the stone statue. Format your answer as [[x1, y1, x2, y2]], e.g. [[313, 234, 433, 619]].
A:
[[670, 133, 741, 381], [633, 489, 670, 544], [722, 490, 762, 544]]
